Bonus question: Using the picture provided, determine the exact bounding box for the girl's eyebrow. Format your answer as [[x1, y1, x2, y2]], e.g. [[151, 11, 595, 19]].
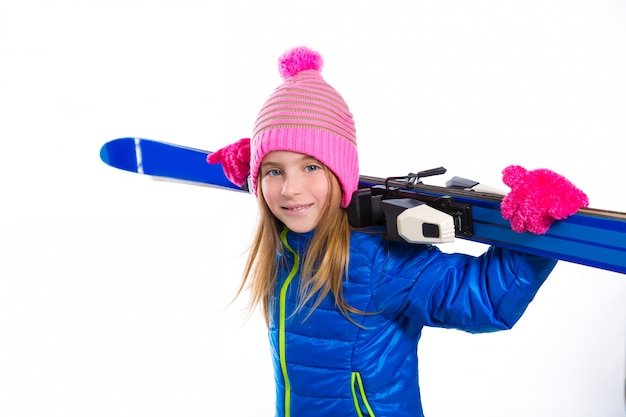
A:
[[260, 160, 281, 169]]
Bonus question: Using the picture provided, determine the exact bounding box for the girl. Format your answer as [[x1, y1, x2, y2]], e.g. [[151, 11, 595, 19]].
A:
[[208, 46, 587, 417]]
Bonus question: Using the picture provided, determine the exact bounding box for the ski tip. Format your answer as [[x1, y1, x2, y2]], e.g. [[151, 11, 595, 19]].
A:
[[99, 142, 111, 165], [99, 138, 140, 173]]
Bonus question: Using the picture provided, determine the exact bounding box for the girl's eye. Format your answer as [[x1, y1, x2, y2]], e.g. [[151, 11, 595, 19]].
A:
[[266, 168, 282, 177], [305, 164, 321, 172]]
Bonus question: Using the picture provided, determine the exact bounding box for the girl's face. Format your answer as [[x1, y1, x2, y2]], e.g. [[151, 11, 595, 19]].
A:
[[260, 151, 331, 233]]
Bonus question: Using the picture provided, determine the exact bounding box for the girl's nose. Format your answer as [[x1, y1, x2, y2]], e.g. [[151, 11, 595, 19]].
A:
[[281, 174, 303, 198]]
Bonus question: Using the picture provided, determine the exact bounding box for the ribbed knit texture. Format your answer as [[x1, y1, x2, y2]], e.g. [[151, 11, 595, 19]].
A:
[[250, 48, 358, 208]]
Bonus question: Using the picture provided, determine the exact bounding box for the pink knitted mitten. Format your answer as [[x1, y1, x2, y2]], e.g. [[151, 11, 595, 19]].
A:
[[206, 138, 251, 187], [501, 165, 589, 234]]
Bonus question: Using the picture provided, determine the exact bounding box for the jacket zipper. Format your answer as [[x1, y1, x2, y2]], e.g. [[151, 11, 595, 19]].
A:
[[279, 228, 299, 417], [351, 371, 376, 417]]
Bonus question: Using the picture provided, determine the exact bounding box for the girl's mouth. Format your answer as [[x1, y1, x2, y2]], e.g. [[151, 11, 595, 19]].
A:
[[283, 204, 312, 213]]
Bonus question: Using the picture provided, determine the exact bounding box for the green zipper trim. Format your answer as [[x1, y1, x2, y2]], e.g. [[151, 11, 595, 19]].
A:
[[279, 228, 299, 417], [351, 372, 376, 417]]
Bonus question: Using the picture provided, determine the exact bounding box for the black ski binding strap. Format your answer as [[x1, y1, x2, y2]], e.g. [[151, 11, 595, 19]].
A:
[[348, 167, 473, 241]]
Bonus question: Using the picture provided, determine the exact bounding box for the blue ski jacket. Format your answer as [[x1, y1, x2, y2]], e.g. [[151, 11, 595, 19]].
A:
[[268, 227, 557, 417]]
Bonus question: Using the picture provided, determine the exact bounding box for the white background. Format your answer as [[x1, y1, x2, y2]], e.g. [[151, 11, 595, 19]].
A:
[[1, 1, 626, 416]]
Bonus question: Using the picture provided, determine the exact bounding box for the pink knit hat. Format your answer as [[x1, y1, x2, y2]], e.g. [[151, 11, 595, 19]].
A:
[[207, 47, 359, 207], [250, 46, 359, 208]]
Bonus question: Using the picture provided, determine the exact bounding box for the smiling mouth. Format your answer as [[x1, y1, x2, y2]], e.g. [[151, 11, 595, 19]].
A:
[[283, 204, 312, 213]]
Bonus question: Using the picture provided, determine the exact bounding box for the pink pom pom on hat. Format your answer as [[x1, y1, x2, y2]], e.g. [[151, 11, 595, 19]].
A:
[[250, 46, 359, 208], [277, 46, 324, 79]]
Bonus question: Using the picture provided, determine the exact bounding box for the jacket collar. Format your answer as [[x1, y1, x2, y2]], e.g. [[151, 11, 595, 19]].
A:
[[282, 227, 315, 253]]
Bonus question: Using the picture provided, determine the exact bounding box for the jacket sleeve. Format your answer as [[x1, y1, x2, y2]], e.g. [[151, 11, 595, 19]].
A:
[[370, 242, 558, 333]]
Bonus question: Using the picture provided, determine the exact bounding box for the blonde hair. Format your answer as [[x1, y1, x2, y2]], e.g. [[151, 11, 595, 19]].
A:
[[237, 168, 363, 326]]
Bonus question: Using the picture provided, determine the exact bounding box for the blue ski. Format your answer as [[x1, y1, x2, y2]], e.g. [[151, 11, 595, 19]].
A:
[[100, 137, 626, 275]]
